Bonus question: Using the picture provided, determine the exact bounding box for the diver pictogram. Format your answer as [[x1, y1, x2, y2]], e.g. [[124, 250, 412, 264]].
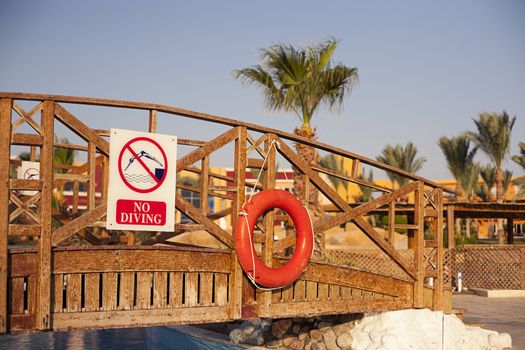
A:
[[117, 137, 168, 193]]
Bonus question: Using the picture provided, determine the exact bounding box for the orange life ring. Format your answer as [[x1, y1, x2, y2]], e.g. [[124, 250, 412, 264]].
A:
[[234, 189, 313, 288]]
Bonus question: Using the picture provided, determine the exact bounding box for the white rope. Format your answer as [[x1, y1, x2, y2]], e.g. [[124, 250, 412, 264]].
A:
[[238, 139, 313, 289], [240, 140, 284, 290]]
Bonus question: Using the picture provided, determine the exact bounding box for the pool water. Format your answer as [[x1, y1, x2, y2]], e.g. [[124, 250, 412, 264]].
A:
[[0, 326, 243, 350]]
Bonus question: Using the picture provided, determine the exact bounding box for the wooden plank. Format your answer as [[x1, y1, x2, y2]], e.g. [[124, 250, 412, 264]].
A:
[[54, 104, 109, 155], [313, 164, 391, 193], [54, 173, 88, 182], [185, 273, 198, 307], [152, 272, 167, 308], [168, 272, 183, 308], [318, 283, 329, 301], [54, 248, 231, 274], [200, 156, 210, 214], [51, 204, 107, 245], [200, 273, 213, 306], [314, 181, 419, 233], [281, 284, 293, 303], [84, 273, 100, 312], [36, 101, 54, 330], [413, 182, 425, 308], [118, 272, 134, 311], [294, 280, 306, 302], [175, 194, 234, 249], [9, 278, 25, 315], [0, 93, 457, 194], [53, 274, 64, 313], [271, 298, 411, 319], [51, 305, 231, 330], [388, 201, 395, 243], [0, 98, 11, 333], [433, 189, 444, 311], [341, 286, 352, 300], [102, 273, 118, 311], [87, 142, 96, 210], [257, 137, 276, 318], [65, 274, 82, 312], [272, 289, 282, 303], [296, 261, 413, 298], [230, 128, 246, 320], [273, 235, 296, 252], [447, 207, 455, 249], [246, 133, 267, 158], [329, 284, 341, 301], [11, 133, 43, 146], [276, 138, 417, 279], [306, 281, 318, 301], [136, 272, 151, 310], [9, 179, 43, 190], [12, 101, 42, 134], [148, 109, 157, 133], [9, 224, 41, 236], [215, 273, 228, 306], [8, 252, 37, 278], [176, 127, 238, 173]]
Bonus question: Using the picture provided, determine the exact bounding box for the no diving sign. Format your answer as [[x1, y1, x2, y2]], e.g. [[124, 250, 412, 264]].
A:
[[106, 129, 177, 231]]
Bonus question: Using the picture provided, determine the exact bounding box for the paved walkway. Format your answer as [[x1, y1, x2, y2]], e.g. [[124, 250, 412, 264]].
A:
[[453, 294, 525, 350]]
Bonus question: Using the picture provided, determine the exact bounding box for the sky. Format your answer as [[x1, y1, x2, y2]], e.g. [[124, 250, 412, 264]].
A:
[[1, 0, 524, 180]]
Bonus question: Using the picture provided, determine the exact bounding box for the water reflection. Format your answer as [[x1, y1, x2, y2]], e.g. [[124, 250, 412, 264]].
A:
[[0, 326, 242, 350]]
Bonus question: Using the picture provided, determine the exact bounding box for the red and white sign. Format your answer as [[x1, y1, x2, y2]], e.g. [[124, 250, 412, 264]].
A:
[[106, 129, 177, 231], [17, 161, 40, 196]]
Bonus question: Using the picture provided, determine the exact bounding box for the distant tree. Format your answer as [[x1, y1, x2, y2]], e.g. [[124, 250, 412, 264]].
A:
[[437, 135, 479, 201], [476, 165, 496, 202], [376, 142, 426, 189], [320, 154, 345, 193], [512, 142, 525, 197], [466, 111, 516, 203]]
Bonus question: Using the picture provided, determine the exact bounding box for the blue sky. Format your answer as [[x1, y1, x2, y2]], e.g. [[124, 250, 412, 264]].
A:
[[1, 1, 524, 179]]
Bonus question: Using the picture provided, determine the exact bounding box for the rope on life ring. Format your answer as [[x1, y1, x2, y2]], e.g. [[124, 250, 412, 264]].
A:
[[235, 189, 313, 288]]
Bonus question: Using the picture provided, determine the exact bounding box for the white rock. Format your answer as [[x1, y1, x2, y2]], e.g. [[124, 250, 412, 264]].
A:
[[350, 308, 512, 350]]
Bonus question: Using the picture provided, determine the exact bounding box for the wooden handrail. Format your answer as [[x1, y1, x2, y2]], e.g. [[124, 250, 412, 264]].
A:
[[0, 92, 455, 193]]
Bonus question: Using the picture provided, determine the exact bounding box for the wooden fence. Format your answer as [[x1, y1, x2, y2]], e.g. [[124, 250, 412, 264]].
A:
[[449, 245, 525, 290], [0, 92, 453, 332]]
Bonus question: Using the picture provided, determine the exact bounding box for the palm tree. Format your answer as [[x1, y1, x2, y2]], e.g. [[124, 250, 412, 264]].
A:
[[466, 111, 516, 203], [376, 142, 426, 189], [512, 142, 525, 170], [235, 39, 358, 259], [234, 39, 358, 210], [512, 142, 525, 197], [437, 135, 479, 201], [320, 154, 345, 194]]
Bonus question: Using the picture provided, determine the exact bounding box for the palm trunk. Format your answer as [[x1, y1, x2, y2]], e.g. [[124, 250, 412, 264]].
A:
[[495, 168, 504, 203], [293, 126, 324, 259]]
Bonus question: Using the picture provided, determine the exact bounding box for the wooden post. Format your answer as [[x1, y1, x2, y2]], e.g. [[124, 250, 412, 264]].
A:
[[0, 98, 12, 333], [87, 142, 96, 210], [200, 156, 209, 214], [37, 101, 54, 330], [148, 109, 157, 133], [507, 218, 514, 245], [433, 189, 444, 310], [258, 135, 276, 317], [229, 127, 246, 320], [413, 182, 424, 308], [387, 201, 395, 244], [447, 206, 455, 249]]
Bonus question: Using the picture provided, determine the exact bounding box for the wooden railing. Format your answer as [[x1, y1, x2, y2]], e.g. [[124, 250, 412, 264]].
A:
[[0, 92, 453, 332]]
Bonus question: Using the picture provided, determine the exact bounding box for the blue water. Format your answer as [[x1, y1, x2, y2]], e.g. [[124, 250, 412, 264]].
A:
[[0, 326, 244, 350]]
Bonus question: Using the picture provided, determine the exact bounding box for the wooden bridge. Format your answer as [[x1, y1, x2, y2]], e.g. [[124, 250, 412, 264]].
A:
[[0, 92, 453, 333]]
